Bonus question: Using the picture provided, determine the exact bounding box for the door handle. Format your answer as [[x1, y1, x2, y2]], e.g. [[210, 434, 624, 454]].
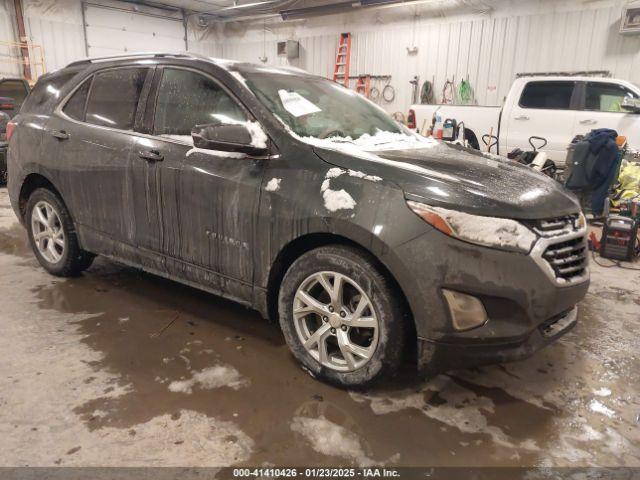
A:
[[51, 129, 69, 140], [138, 150, 164, 162], [514, 115, 529, 121], [579, 119, 597, 125]]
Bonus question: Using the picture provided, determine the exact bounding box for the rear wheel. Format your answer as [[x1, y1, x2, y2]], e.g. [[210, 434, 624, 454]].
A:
[[26, 188, 94, 276], [278, 245, 407, 388]]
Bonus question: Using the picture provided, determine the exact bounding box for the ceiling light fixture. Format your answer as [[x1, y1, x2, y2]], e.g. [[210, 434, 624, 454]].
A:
[[220, 0, 276, 11]]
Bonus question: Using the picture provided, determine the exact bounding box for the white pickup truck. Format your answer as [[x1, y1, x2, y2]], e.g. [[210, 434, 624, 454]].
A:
[[408, 75, 640, 166]]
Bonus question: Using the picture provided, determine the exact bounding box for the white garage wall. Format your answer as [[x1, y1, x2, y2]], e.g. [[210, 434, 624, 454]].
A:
[[1, 0, 639, 116], [0, 0, 220, 76], [218, 0, 640, 114]]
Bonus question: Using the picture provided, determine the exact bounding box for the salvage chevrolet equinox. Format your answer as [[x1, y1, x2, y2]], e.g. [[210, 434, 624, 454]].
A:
[[7, 53, 590, 387]]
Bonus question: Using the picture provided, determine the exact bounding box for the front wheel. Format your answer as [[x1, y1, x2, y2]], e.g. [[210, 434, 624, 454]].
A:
[[278, 245, 407, 388], [26, 188, 94, 276]]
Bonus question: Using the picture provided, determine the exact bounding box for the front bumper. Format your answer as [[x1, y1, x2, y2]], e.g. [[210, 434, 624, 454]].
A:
[[417, 306, 578, 376], [380, 213, 589, 375]]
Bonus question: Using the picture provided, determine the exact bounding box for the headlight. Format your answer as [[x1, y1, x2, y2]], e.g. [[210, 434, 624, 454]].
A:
[[406, 201, 537, 253]]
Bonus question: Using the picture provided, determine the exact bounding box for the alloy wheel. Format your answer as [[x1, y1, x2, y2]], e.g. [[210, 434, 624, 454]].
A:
[[31, 200, 65, 264], [292, 271, 379, 372]]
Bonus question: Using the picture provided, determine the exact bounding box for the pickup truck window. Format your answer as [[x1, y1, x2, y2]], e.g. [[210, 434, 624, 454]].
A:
[[585, 82, 639, 112], [243, 72, 402, 139], [519, 81, 575, 110]]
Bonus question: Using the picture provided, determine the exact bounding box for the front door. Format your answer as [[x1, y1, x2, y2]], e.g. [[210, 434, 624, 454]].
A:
[[504, 80, 578, 162], [48, 67, 152, 248], [142, 66, 266, 301]]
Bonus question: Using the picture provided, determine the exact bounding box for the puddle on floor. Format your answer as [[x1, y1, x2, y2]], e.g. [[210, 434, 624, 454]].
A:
[[1, 187, 638, 467]]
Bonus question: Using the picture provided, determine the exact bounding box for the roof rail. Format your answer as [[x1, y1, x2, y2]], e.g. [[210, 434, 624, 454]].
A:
[[516, 70, 612, 78], [65, 51, 209, 68]]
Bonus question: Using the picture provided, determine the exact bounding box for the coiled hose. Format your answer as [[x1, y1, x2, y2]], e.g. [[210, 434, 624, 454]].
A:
[[458, 79, 474, 104], [420, 80, 434, 104]]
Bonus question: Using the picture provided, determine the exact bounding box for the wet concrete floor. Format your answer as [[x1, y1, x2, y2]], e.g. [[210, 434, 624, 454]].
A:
[[0, 188, 638, 468]]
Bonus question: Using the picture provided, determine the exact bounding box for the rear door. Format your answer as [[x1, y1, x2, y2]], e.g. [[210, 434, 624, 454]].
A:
[[48, 66, 153, 249], [504, 80, 578, 161], [574, 81, 640, 140]]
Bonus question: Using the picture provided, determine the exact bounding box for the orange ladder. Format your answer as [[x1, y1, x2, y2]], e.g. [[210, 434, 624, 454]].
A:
[[332, 33, 352, 87], [355, 75, 371, 97]]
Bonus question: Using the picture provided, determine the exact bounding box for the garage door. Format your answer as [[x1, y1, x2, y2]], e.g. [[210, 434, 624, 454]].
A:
[[84, 3, 186, 57]]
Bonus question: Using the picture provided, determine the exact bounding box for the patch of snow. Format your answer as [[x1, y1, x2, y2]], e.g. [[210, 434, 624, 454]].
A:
[[290, 416, 374, 467], [300, 129, 438, 153], [245, 121, 269, 149], [593, 387, 612, 397], [118, 317, 129, 324], [320, 179, 331, 192], [322, 188, 357, 212], [347, 169, 382, 182], [413, 203, 537, 252], [325, 167, 345, 178], [589, 399, 615, 418], [264, 178, 281, 192], [168, 365, 248, 394]]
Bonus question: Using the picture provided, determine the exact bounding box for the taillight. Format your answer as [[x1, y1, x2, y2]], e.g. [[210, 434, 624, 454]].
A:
[[6, 121, 17, 141], [407, 109, 416, 130]]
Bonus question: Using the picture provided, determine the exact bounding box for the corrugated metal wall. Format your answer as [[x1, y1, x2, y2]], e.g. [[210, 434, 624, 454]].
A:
[[219, 1, 640, 114], [1, 0, 639, 116]]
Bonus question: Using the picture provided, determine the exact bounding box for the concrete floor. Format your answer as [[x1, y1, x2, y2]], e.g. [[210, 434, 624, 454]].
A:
[[0, 187, 639, 468]]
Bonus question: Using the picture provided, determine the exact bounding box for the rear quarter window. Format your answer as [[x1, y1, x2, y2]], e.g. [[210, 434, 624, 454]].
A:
[[21, 72, 77, 114], [519, 81, 576, 110]]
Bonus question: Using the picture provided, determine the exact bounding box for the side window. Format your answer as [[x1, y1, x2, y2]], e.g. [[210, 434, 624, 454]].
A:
[[85, 68, 149, 130], [585, 82, 639, 112], [0, 80, 29, 104], [519, 81, 575, 110], [63, 78, 92, 121], [153, 68, 247, 136]]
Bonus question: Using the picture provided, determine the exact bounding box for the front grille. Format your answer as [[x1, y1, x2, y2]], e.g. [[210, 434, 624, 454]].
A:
[[542, 236, 588, 282], [528, 214, 580, 238]]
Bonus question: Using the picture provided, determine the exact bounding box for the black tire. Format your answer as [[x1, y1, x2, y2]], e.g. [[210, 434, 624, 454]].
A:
[[278, 245, 407, 388], [25, 188, 95, 276]]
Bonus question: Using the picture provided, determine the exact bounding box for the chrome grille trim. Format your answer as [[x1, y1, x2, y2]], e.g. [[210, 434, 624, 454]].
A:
[[530, 225, 589, 286]]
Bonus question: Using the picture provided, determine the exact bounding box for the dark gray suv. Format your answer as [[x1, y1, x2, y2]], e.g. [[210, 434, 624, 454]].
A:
[[7, 53, 589, 387]]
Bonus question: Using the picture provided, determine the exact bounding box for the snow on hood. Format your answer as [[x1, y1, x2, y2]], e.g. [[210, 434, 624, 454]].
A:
[[298, 129, 439, 155]]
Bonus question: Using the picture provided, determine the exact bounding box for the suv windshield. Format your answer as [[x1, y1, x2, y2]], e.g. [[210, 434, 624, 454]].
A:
[[242, 72, 403, 140]]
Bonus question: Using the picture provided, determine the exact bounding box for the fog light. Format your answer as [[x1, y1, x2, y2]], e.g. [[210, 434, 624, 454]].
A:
[[442, 289, 488, 331]]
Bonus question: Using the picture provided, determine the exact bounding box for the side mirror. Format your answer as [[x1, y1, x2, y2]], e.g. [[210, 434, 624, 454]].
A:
[[0, 97, 16, 111], [621, 97, 640, 113], [191, 121, 269, 157]]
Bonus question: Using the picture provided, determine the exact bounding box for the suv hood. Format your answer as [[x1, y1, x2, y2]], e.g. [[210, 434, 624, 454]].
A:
[[313, 141, 580, 220]]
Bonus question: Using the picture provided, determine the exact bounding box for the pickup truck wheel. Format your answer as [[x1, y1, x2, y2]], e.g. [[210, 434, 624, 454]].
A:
[[26, 188, 94, 277], [278, 245, 407, 388]]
